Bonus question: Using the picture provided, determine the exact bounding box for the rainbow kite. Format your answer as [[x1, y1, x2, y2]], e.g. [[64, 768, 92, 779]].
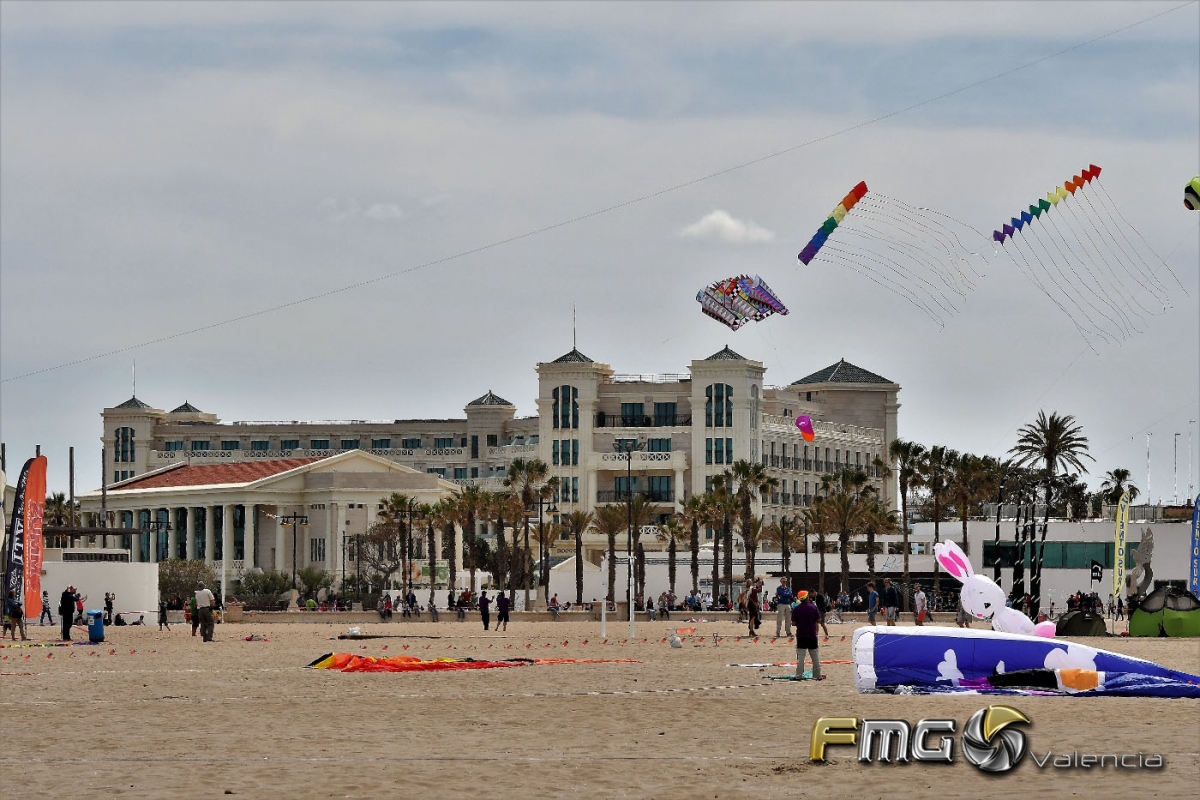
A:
[[798, 181, 868, 265], [992, 165, 1102, 244], [307, 653, 638, 672]]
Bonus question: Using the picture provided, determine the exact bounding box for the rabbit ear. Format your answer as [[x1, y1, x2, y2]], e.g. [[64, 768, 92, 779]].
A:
[[934, 541, 974, 579]]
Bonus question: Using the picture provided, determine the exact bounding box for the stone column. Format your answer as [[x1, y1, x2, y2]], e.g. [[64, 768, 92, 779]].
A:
[[147, 510, 158, 564], [186, 507, 196, 560], [204, 505, 216, 565], [674, 468, 685, 504], [325, 503, 337, 576], [274, 510, 285, 572], [245, 504, 256, 570], [131, 508, 143, 563], [168, 509, 178, 561], [222, 503, 234, 604]]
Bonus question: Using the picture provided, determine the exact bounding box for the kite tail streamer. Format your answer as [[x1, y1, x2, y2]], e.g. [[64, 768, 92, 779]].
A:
[[1006, 234, 1104, 350], [1052, 200, 1148, 331], [838, 228, 963, 312], [1040, 212, 1142, 338], [1081, 185, 1175, 301], [1061, 201, 1159, 322], [847, 208, 969, 298], [1024, 224, 1132, 341], [1092, 181, 1188, 295], [871, 193, 993, 276], [825, 238, 959, 318], [857, 197, 978, 293], [820, 248, 946, 328]]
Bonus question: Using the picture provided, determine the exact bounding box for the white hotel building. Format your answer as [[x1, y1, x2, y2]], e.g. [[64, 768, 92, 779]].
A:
[[79, 346, 899, 585]]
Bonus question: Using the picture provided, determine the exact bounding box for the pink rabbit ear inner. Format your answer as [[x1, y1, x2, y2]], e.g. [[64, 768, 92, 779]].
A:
[[938, 548, 971, 579]]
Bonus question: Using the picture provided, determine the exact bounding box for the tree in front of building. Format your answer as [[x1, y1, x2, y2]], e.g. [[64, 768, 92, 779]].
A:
[[1099, 468, 1139, 505], [889, 438, 927, 609], [729, 459, 779, 584], [158, 558, 218, 604], [297, 566, 332, 603], [361, 519, 405, 591], [677, 494, 706, 596], [563, 510, 594, 605], [655, 517, 686, 598], [238, 570, 292, 609], [593, 504, 625, 603]]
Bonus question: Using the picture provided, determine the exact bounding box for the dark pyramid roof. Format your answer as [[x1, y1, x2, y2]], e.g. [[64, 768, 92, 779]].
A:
[[792, 359, 893, 386], [468, 390, 514, 407], [170, 401, 203, 414], [113, 396, 153, 410], [704, 345, 746, 361], [551, 348, 594, 363]]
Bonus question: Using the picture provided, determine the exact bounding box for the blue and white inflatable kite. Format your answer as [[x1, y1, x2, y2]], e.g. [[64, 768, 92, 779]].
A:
[[852, 626, 1200, 698]]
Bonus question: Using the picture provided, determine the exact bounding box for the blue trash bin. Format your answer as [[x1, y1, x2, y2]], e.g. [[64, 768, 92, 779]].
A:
[[86, 610, 104, 643]]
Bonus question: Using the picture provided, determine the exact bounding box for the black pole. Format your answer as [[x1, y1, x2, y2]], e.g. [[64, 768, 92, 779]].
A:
[[626, 450, 633, 606], [292, 523, 297, 590], [993, 479, 1005, 585]]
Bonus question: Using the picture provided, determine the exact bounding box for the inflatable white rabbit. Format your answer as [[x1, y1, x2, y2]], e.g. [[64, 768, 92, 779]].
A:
[[934, 541, 1056, 638]]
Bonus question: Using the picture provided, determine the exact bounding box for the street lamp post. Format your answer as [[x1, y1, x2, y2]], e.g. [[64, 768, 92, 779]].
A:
[[142, 517, 171, 562], [614, 438, 645, 637], [278, 512, 309, 590], [534, 490, 559, 608]]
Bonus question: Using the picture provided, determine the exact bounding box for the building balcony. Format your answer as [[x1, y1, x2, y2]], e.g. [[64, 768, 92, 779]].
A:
[[592, 450, 688, 471], [593, 413, 692, 428], [487, 443, 538, 458], [596, 489, 675, 504]]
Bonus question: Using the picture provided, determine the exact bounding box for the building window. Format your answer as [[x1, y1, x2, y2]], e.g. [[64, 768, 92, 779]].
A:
[[553, 385, 579, 429], [705, 384, 733, 427], [647, 438, 672, 452], [191, 441, 211, 452], [309, 537, 326, 563], [221, 440, 241, 451], [250, 440, 270, 451], [434, 437, 454, 449], [471, 467, 479, 478], [726, 438, 733, 463], [470, 435, 479, 459], [281, 439, 299, 451], [427, 467, 446, 477], [310, 439, 330, 450], [571, 476, 579, 503], [621, 403, 644, 426], [714, 438, 724, 464], [614, 476, 639, 497], [401, 438, 421, 449], [706, 438, 713, 465], [341, 439, 360, 450], [552, 440, 560, 466], [806, 391, 812, 401], [750, 385, 759, 429], [454, 467, 468, 479], [653, 403, 677, 426], [372, 438, 391, 449], [164, 440, 184, 452], [486, 434, 498, 447], [115, 427, 135, 462], [647, 475, 672, 500], [572, 439, 579, 466]]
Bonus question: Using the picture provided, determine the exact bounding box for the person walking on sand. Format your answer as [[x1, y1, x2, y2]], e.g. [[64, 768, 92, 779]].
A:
[[5, 591, 29, 641], [479, 591, 491, 631], [158, 598, 171, 632], [190, 592, 200, 636], [39, 590, 54, 626], [881, 578, 899, 627], [195, 581, 216, 642], [59, 586, 75, 641], [866, 581, 879, 626], [774, 577, 794, 638], [913, 584, 927, 626], [496, 592, 511, 632], [792, 592, 823, 681]]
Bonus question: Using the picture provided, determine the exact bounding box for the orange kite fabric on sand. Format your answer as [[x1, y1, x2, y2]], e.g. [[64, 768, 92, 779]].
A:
[[307, 653, 639, 672]]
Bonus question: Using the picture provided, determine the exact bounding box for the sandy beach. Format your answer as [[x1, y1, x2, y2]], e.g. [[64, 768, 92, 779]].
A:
[[2, 615, 1196, 799]]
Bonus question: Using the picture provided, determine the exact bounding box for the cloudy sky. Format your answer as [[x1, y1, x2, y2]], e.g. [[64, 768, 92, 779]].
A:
[[2, 1, 1198, 500]]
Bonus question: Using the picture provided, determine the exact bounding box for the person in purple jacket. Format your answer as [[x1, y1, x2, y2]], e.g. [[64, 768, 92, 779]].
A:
[[479, 591, 491, 631], [791, 591, 823, 681]]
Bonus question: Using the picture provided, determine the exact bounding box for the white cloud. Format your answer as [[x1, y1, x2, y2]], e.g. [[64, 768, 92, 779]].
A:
[[365, 202, 403, 220], [679, 210, 775, 243]]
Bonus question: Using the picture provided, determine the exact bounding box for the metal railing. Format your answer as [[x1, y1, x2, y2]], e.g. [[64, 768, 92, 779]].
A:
[[593, 414, 692, 428], [596, 489, 675, 504]]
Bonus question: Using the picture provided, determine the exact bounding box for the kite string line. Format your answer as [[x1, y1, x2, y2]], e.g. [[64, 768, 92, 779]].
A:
[[868, 193, 996, 270], [818, 248, 946, 327], [1005, 234, 1101, 349], [834, 226, 964, 312], [3, 0, 1196, 385], [858, 195, 981, 289], [848, 201, 973, 294], [1078, 186, 1170, 303], [1063, 187, 1165, 312], [1052, 198, 1146, 327], [1062, 198, 1161, 321], [1090, 182, 1186, 296]]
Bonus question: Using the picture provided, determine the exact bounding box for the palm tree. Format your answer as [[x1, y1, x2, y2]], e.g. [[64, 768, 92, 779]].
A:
[[920, 445, 956, 596], [740, 516, 766, 581], [861, 497, 898, 583], [801, 501, 829, 594], [563, 510, 594, 604], [432, 499, 458, 605], [678, 494, 706, 595], [504, 458, 555, 609], [706, 480, 738, 601], [45, 492, 70, 527], [1099, 468, 1139, 505], [627, 495, 655, 601], [416, 503, 439, 607], [763, 517, 803, 575], [948, 452, 989, 557], [493, 491, 526, 602], [378, 493, 413, 592], [729, 460, 779, 583], [455, 484, 489, 594], [594, 504, 625, 603], [889, 439, 926, 602], [655, 518, 686, 596], [1009, 410, 1094, 617]]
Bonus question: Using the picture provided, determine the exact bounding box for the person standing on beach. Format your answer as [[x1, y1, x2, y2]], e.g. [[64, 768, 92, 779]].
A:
[[774, 578, 794, 638], [59, 586, 75, 641], [496, 592, 511, 632], [881, 578, 899, 627], [913, 584, 927, 626], [866, 582, 879, 625], [158, 598, 171, 632], [792, 592, 822, 681], [5, 591, 29, 641], [479, 591, 491, 631], [190, 592, 200, 636], [39, 590, 54, 626], [195, 582, 216, 642]]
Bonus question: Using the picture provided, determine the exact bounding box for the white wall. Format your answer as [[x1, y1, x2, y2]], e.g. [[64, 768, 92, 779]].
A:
[[42, 562, 160, 619]]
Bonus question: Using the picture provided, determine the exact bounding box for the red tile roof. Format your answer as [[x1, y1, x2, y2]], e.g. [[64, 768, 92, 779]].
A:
[[115, 458, 323, 490]]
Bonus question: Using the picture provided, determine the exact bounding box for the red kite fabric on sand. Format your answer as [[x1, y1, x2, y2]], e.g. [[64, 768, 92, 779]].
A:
[[307, 653, 639, 672]]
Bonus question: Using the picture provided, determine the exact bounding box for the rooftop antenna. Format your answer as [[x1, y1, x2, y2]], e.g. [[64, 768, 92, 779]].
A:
[[132, 358, 137, 397], [573, 304, 577, 350]]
